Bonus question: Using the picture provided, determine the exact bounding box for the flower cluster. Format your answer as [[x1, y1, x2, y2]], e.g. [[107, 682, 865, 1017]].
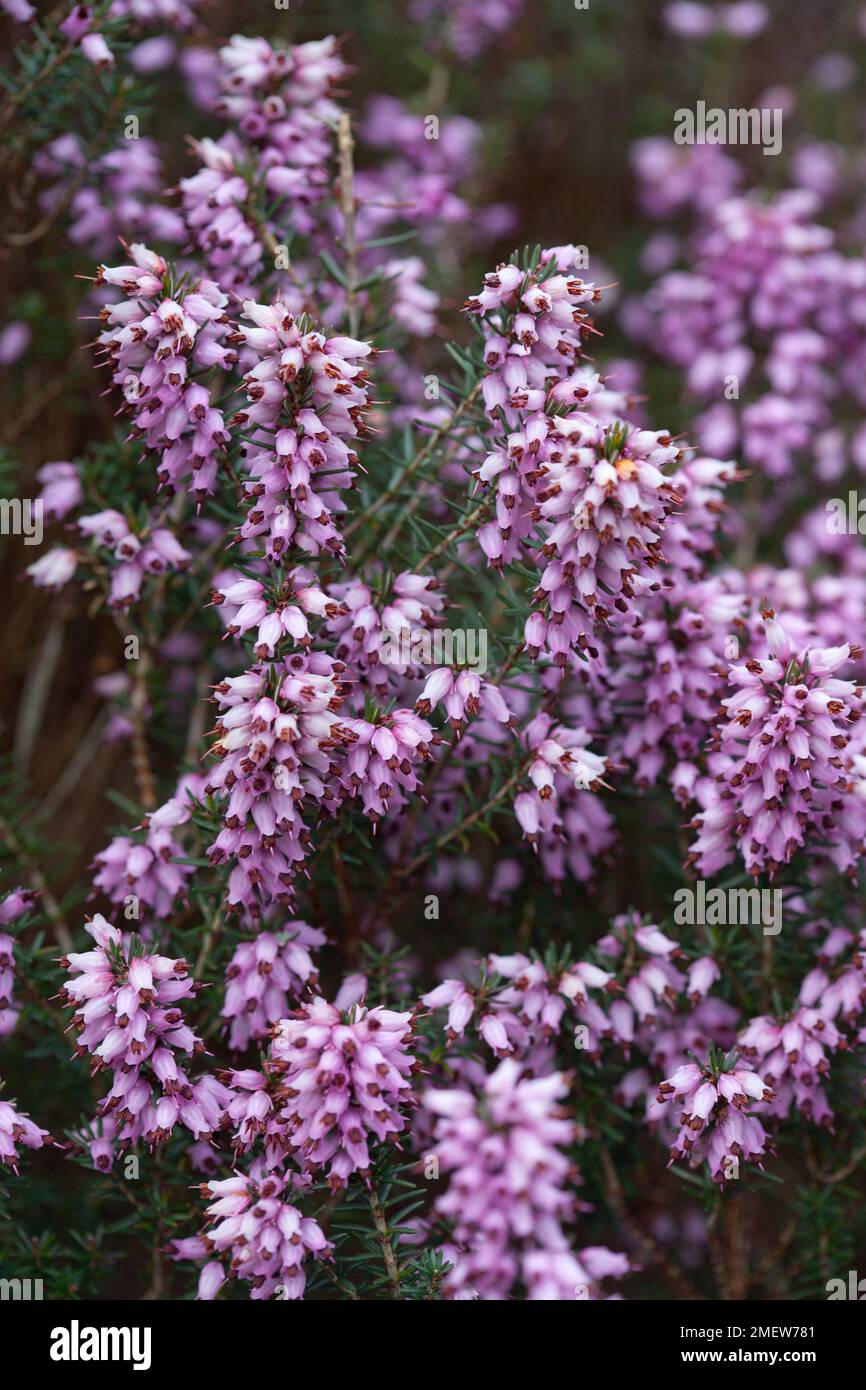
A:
[[0, 934, 17, 1040], [174, 1162, 331, 1300], [0, 888, 33, 1040], [628, 180, 866, 491], [221, 921, 325, 1050], [204, 658, 347, 915], [266, 999, 417, 1188], [655, 1054, 774, 1183], [94, 245, 233, 500], [425, 1059, 628, 1299], [0, 1097, 53, 1174], [689, 620, 866, 877], [58, 915, 220, 1149], [181, 35, 347, 295], [229, 303, 373, 560], [77, 509, 191, 609]]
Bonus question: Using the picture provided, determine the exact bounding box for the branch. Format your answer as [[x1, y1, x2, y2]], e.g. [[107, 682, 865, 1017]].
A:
[[367, 1181, 402, 1298], [336, 112, 360, 338], [344, 382, 482, 541], [0, 812, 73, 953]]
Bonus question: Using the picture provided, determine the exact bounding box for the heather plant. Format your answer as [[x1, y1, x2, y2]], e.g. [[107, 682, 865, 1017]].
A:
[[2, 0, 866, 1307]]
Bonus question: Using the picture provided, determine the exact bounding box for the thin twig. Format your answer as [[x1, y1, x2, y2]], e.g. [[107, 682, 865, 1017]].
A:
[[598, 1146, 702, 1299], [395, 752, 531, 880], [194, 904, 223, 980], [35, 710, 110, 821], [129, 649, 157, 811], [367, 1181, 402, 1298], [344, 383, 482, 541], [0, 813, 73, 953], [13, 614, 65, 779], [415, 494, 493, 573], [337, 113, 360, 338]]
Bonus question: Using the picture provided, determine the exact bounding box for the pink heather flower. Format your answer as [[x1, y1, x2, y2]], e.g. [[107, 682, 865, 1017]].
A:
[[80, 32, 114, 68], [36, 461, 83, 521], [721, 3, 769, 38], [414, 668, 512, 732], [664, 4, 716, 36], [422, 979, 476, 1040], [382, 255, 439, 336], [333, 973, 368, 1011], [59, 914, 223, 1149], [336, 709, 439, 823], [93, 244, 233, 501], [410, 0, 526, 62], [110, 0, 205, 32], [265, 998, 417, 1188], [0, 1097, 53, 1172], [26, 548, 77, 590], [80, 1114, 119, 1172], [59, 5, 93, 41], [423, 950, 614, 1060], [689, 620, 866, 877], [686, 957, 721, 1002], [663, 3, 769, 38], [463, 249, 600, 430], [656, 1055, 774, 1181], [463, 252, 690, 663], [229, 303, 373, 560], [631, 185, 866, 483], [0, 319, 32, 361], [507, 710, 616, 882], [424, 1059, 629, 1299], [91, 815, 194, 922], [175, 1161, 331, 1300], [180, 136, 269, 297], [0, 931, 18, 1038], [0, 887, 36, 924], [221, 921, 326, 1049], [178, 35, 346, 292], [76, 510, 191, 609], [129, 36, 177, 73], [737, 1006, 844, 1128], [631, 137, 742, 220], [326, 570, 445, 697], [36, 136, 184, 258], [205, 656, 351, 914], [213, 568, 342, 660]]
